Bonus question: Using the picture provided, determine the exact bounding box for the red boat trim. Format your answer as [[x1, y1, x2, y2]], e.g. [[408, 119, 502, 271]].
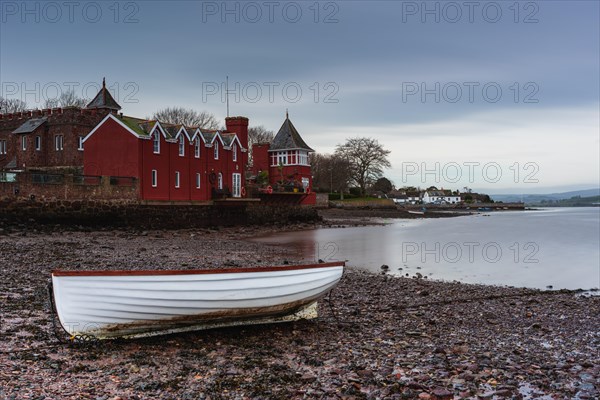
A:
[[52, 261, 345, 277]]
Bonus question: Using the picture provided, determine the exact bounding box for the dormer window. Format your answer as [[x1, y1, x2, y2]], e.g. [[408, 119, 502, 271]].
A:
[[153, 131, 160, 154], [214, 141, 219, 160], [195, 138, 201, 158], [232, 143, 237, 162], [178, 135, 185, 156]]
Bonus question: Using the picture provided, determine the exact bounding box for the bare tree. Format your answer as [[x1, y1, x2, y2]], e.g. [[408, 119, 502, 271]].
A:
[[0, 97, 28, 113], [153, 107, 220, 129], [247, 125, 275, 164], [335, 137, 391, 196], [44, 89, 88, 108], [311, 153, 351, 195]]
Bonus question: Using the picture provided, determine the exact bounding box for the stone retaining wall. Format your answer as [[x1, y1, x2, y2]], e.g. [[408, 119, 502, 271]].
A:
[[0, 199, 320, 229]]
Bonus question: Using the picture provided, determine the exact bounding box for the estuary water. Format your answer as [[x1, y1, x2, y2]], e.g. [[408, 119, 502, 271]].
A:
[[250, 208, 600, 290]]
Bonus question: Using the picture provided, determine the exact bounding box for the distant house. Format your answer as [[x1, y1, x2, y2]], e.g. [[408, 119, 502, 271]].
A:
[[423, 190, 461, 204], [251, 112, 316, 205], [407, 192, 421, 204], [392, 194, 408, 204]]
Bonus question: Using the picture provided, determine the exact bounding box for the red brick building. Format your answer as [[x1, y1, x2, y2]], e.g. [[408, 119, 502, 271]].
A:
[[252, 113, 316, 205], [83, 113, 248, 201], [0, 80, 120, 172]]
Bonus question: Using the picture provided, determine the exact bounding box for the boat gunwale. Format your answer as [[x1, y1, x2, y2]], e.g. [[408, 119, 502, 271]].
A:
[[52, 261, 345, 277]]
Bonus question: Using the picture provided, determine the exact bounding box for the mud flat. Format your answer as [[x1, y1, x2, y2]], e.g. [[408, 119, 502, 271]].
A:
[[1, 226, 598, 399]]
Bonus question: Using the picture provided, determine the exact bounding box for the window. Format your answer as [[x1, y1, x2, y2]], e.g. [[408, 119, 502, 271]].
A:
[[277, 151, 287, 166], [175, 171, 180, 188], [232, 143, 237, 162], [218, 172, 223, 189], [151, 170, 157, 187], [153, 131, 160, 154], [178, 135, 185, 156], [78, 136, 84, 151], [35, 136, 41, 151], [0, 140, 6, 155], [232, 173, 241, 197], [21, 136, 27, 151], [54, 135, 63, 151], [196, 173, 201, 189], [194, 138, 201, 158], [302, 177, 310, 189], [298, 151, 309, 166], [214, 142, 219, 160]]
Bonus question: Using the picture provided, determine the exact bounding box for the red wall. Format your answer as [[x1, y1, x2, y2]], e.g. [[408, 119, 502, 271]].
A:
[[85, 115, 250, 202], [84, 117, 140, 177]]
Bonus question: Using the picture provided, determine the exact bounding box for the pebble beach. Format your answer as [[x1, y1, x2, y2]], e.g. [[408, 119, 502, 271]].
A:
[[0, 217, 598, 399]]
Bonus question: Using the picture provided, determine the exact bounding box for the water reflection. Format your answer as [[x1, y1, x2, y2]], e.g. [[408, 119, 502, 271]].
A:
[[250, 208, 600, 290]]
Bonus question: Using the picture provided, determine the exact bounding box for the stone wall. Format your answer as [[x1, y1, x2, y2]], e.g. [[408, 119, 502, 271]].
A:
[[0, 172, 138, 201], [0, 199, 320, 229]]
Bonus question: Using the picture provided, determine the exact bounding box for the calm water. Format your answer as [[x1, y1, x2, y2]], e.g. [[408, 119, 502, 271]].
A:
[[250, 208, 600, 290]]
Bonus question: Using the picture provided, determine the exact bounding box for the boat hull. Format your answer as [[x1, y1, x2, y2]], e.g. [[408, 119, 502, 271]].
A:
[[51, 262, 344, 339]]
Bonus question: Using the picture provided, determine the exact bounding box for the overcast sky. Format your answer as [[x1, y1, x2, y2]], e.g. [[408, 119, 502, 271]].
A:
[[1, 1, 598, 193]]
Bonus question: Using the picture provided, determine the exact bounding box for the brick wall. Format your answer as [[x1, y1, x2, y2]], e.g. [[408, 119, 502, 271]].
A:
[[0, 107, 112, 170]]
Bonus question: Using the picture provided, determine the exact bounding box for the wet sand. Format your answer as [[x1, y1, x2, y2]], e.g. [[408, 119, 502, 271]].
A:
[[0, 222, 598, 399]]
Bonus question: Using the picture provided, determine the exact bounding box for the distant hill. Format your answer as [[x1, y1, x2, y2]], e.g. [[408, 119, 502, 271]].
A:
[[491, 189, 600, 204]]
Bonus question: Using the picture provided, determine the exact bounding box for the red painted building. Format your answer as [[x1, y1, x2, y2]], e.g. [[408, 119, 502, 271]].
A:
[[83, 114, 248, 201], [252, 113, 316, 205], [0, 79, 119, 172]]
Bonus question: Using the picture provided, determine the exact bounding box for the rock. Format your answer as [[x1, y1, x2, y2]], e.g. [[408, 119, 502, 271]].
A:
[[431, 388, 453, 399], [381, 264, 389, 270], [418, 392, 431, 399]]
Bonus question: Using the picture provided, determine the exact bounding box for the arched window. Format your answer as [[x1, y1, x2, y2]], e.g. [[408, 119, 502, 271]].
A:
[[218, 172, 223, 189]]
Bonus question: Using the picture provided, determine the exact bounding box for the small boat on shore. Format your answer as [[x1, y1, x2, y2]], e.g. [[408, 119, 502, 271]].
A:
[[51, 262, 344, 339]]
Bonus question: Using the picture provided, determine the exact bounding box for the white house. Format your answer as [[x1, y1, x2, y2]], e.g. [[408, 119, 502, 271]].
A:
[[423, 190, 461, 204]]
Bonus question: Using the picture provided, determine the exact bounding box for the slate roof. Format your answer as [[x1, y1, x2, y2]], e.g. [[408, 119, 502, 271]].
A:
[[86, 78, 122, 110], [12, 118, 47, 134], [269, 116, 314, 152], [4, 157, 16, 169]]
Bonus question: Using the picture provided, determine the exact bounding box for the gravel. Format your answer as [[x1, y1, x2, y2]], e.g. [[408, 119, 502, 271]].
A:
[[0, 222, 598, 399]]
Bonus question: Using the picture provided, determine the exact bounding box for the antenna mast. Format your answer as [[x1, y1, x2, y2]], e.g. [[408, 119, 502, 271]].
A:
[[226, 76, 230, 118]]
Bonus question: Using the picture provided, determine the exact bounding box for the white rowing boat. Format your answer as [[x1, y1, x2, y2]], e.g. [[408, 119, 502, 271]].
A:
[[51, 262, 344, 339]]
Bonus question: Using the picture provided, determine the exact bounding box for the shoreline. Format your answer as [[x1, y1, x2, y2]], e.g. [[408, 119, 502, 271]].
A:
[[1, 221, 598, 399]]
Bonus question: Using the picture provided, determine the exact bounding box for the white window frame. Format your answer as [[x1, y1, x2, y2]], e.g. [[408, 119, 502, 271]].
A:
[[214, 142, 219, 160], [35, 136, 41, 151], [153, 131, 160, 154], [232, 173, 241, 197], [277, 151, 287, 166], [175, 171, 180, 188], [232, 143, 237, 162], [178, 135, 185, 156], [194, 138, 200, 158], [151, 170, 158, 187], [21, 136, 27, 151], [0, 140, 6, 155], [298, 151, 309, 166], [218, 172, 223, 189], [196, 173, 201, 189], [78, 136, 84, 151], [54, 135, 63, 151]]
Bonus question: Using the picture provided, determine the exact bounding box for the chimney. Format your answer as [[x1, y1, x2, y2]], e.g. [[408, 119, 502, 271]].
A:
[[225, 116, 249, 149]]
